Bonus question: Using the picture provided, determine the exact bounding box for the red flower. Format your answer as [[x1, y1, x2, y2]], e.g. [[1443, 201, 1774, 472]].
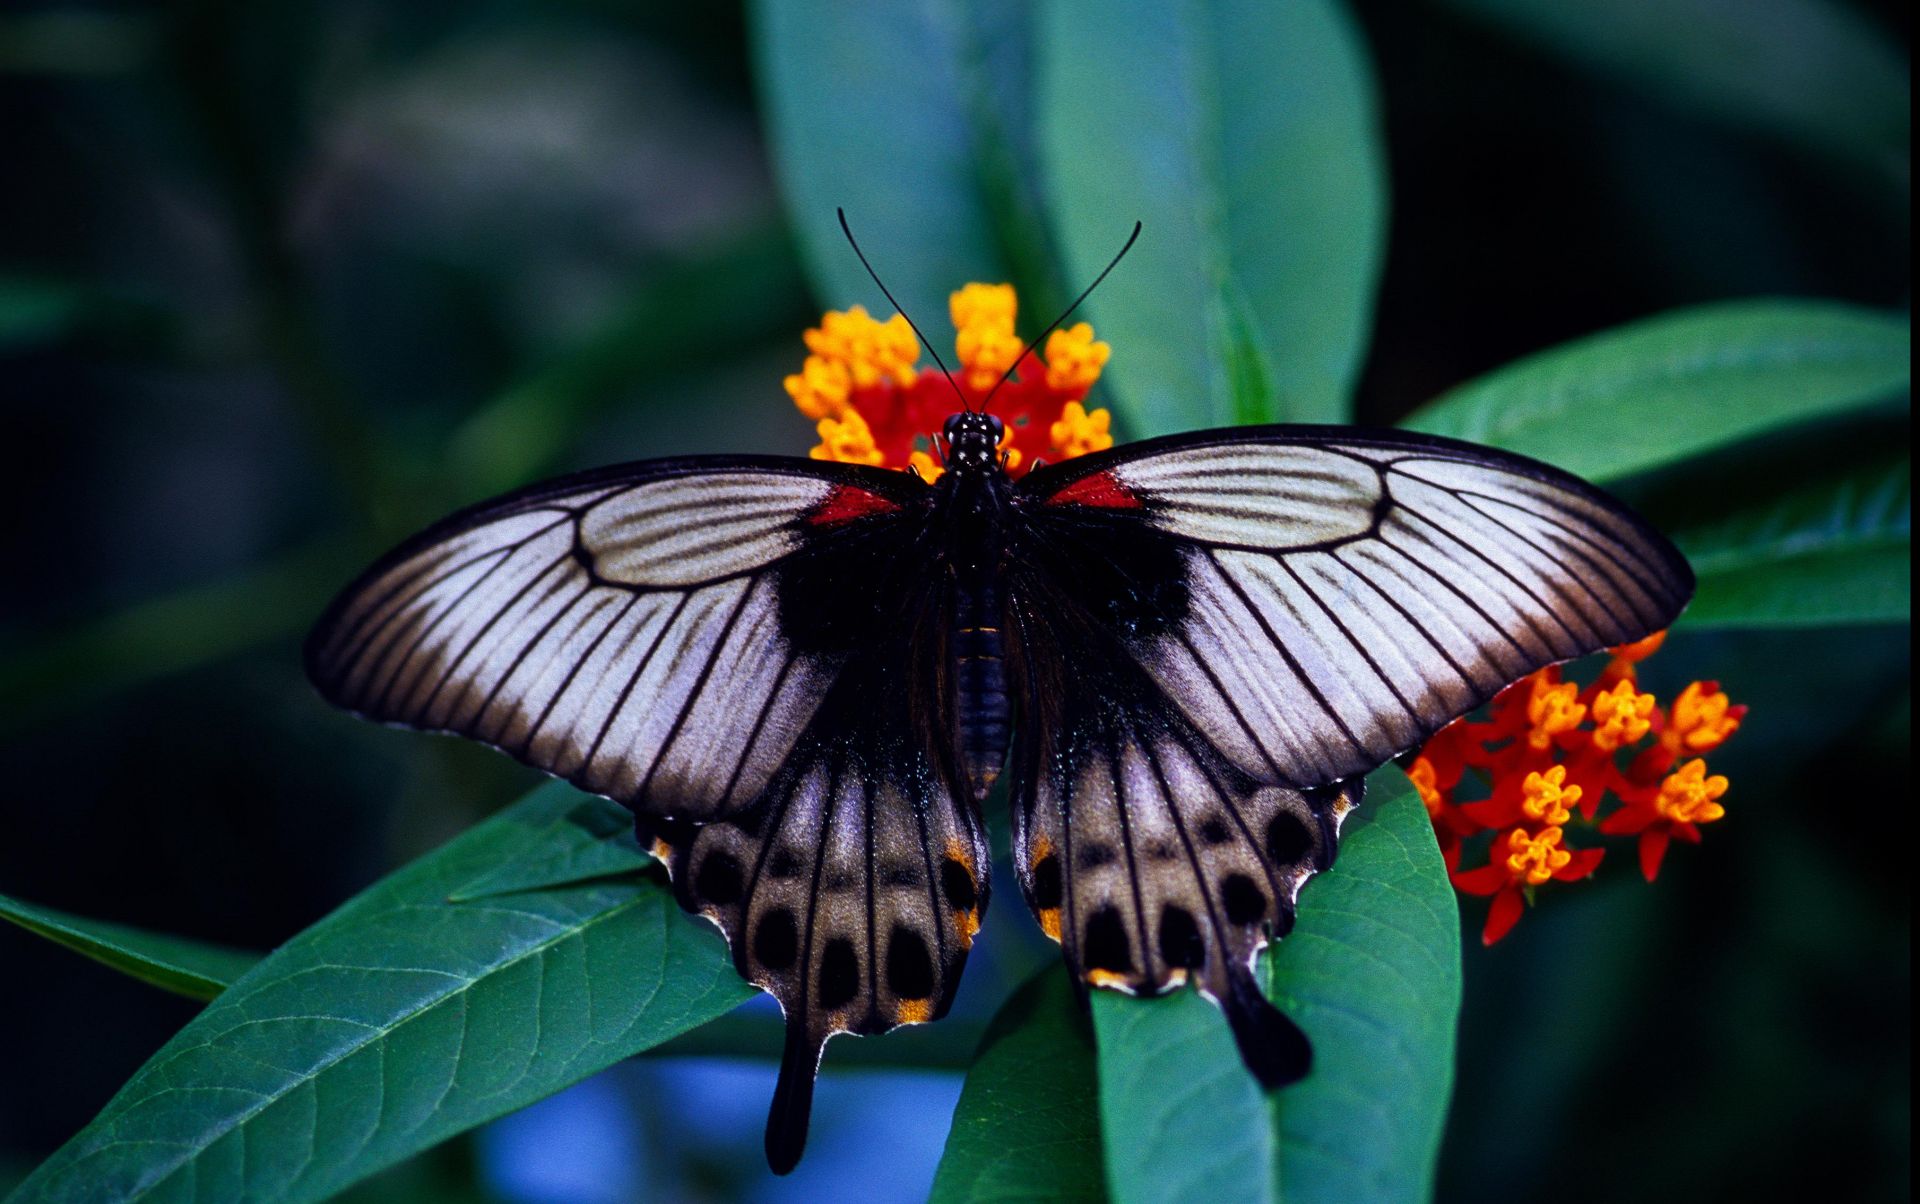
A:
[[1410, 635, 1744, 943], [1451, 826, 1605, 945], [1600, 758, 1730, 881]]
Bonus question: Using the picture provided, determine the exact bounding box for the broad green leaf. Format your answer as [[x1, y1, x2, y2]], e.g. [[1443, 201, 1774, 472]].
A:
[[931, 967, 1105, 1203], [1039, 0, 1387, 430], [1264, 773, 1460, 1202], [1091, 773, 1460, 1204], [12, 783, 752, 1204], [1438, 0, 1910, 193], [751, 0, 1039, 327], [0, 892, 261, 1002], [445, 792, 650, 901], [1404, 300, 1911, 484], [1093, 981, 1274, 1203], [1678, 452, 1910, 627]]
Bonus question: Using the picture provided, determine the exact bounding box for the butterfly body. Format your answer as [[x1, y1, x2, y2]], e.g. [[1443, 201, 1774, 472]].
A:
[[307, 419, 1692, 1172], [932, 412, 1019, 800]]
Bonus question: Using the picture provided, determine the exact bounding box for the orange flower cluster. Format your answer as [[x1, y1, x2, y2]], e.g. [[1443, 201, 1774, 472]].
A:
[[1413, 632, 1746, 945], [787, 283, 1114, 479]]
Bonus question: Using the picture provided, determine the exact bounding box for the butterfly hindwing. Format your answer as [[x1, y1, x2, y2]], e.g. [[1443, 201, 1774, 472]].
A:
[[1006, 562, 1361, 1083], [643, 592, 989, 1172]]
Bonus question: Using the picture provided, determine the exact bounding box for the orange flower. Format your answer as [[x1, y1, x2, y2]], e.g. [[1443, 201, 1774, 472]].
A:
[[1519, 765, 1581, 825], [791, 283, 1115, 479], [1589, 680, 1656, 752], [1601, 629, 1666, 681], [1416, 631, 1744, 941], [1525, 673, 1586, 750], [1451, 826, 1604, 945], [1663, 681, 1746, 755], [1602, 758, 1730, 881]]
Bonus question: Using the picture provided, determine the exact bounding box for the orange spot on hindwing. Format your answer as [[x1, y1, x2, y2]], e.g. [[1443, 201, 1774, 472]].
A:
[[942, 839, 981, 948], [896, 998, 932, 1025]]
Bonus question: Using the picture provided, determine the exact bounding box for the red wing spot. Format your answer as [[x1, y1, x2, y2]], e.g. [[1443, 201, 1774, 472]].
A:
[[807, 483, 902, 526], [1048, 470, 1143, 509]]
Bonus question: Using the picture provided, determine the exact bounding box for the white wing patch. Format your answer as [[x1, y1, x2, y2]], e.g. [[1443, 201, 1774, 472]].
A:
[[1116, 443, 1380, 546], [583, 473, 832, 587]]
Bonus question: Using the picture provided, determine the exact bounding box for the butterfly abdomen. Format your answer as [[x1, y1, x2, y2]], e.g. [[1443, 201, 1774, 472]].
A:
[[953, 579, 1010, 799]]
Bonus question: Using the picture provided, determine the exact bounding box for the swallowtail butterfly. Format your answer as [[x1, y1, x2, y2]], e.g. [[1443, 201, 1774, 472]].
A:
[[306, 232, 1692, 1172]]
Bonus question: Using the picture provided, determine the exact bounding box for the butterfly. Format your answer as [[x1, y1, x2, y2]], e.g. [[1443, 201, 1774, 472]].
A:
[[304, 226, 1693, 1173]]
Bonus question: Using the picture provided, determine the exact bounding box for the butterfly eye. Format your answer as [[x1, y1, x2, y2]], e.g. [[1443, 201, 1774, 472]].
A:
[[988, 414, 1005, 440], [942, 414, 965, 444]]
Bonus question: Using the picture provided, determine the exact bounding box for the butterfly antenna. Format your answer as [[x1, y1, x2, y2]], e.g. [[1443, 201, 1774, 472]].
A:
[[980, 220, 1142, 414], [837, 208, 972, 412]]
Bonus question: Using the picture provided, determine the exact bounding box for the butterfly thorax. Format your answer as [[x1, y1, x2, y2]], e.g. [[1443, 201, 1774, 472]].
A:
[[936, 411, 1015, 800]]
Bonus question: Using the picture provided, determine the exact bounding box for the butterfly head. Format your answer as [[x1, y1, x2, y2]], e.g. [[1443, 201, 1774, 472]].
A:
[[942, 411, 1005, 476]]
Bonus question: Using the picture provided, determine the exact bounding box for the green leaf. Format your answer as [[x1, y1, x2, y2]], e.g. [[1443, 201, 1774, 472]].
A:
[[1404, 300, 1911, 484], [1093, 982, 1274, 1203], [1437, 0, 1910, 193], [1090, 772, 1460, 1204], [0, 892, 261, 1002], [1038, 0, 1387, 431], [444, 792, 651, 902], [931, 967, 1105, 1203], [1677, 452, 1910, 627], [12, 783, 752, 1204], [751, 0, 1038, 325], [1263, 773, 1461, 1202]]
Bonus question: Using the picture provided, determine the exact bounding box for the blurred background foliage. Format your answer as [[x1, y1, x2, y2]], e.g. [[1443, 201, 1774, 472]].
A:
[[0, 0, 1908, 1201]]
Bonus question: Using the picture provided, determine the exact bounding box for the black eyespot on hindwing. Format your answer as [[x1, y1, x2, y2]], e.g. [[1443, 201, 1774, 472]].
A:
[[886, 926, 936, 1000], [1158, 906, 1205, 970], [1084, 906, 1133, 974], [1031, 853, 1063, 911], [1265, 812, 1314, 867], [695, 850, 744, 905], [754, 908, 799, 972], [1223, 873, 1268, 926], [940, 857, 978, 911], [818, 937, 860, 1011], [768, 846, 805, 879]]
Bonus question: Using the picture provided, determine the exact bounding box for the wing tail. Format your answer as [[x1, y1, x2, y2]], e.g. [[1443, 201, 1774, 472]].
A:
[[1222, 961, 1312, 1089], [766, 1023, 823, 1175]]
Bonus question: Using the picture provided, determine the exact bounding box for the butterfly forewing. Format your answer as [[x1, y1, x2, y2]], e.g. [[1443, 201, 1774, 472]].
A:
[[306, 459, 924, 821], [1018, 427, 1694, 789]]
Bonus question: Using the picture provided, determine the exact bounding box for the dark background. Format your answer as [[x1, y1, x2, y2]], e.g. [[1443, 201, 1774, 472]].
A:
[[1, 2, 1908, 1201]]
